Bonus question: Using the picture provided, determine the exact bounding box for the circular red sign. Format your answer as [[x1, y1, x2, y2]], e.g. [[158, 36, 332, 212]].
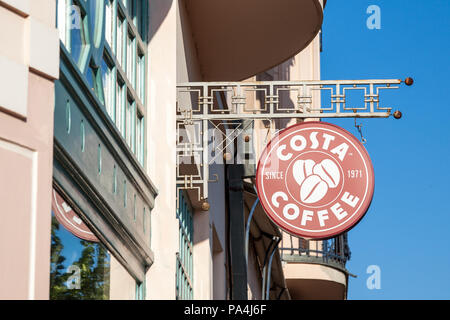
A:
[[256, 122, 374, 239], [51, 188, 99, 242]]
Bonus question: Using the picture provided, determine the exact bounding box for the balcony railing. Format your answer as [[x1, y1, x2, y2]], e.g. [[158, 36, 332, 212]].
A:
[[280, 233, 350, 272]]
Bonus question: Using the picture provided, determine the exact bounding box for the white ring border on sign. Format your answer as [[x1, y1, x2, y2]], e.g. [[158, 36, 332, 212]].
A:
[[260, 126, 370, 233]]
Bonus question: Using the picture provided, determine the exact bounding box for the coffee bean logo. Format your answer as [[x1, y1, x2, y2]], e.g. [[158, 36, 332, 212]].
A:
[[313, 159, 340, 188], [300, 174, 329, 203], [292, 159, 315, 186], [293, 158, 341, 204]]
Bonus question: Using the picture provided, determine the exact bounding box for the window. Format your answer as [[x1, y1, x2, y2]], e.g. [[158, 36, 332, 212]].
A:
[[136, 0, 145, 39], [50, 212, 110, 300], [126, 0, 136, 23], [127, 33, 136, 87], [101, 57, 115, 120], [176, 191, 194, 300], [136, 51, 145, 103], [136, 113, 144, 164], [86, 66, 96, 93], [116, 79, 125, 137], [56, 0, 147, 166], [126, 97, 135, 151], [57, 0, 88, 68], [105, 0, 113, 48], [116, 14, 125, 68]]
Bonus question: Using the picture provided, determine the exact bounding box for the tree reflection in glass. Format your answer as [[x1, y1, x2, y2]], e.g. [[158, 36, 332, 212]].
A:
[[50, 214, 110, 300]]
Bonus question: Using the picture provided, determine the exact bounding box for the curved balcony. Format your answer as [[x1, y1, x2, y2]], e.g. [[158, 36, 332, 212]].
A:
[[280, 233, 352, 300], [182, 0, 324, 81]]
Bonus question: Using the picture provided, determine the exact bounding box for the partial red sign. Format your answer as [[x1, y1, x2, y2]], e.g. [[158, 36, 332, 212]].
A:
[[256, 122, 374, 239], [51, 188, 99, 242]]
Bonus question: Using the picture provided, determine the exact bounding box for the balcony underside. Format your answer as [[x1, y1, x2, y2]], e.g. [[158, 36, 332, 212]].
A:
[[286, 278, 346, 300], [182, 0, 323, 81], [283, 262, 347, 300]]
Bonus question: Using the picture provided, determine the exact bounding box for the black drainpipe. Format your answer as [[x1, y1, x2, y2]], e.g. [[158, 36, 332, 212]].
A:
[[226, 163, 248, 300]]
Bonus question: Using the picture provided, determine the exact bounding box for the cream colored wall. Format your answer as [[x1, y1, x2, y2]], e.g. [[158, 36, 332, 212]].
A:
[[0, 0, 58, 300], [145, 0, 178, 300], [109, 255, 136, 300], [192, 209, 212, 299], [176, 0, 202, 82]]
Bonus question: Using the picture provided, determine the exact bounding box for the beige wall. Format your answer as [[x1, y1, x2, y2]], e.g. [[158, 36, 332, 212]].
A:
[[145, 0, 178, 300], [109, 255, 136, 300], [0, 0, 58, 300], [176, 0, 203, 82], [192, 209, 212, 299]]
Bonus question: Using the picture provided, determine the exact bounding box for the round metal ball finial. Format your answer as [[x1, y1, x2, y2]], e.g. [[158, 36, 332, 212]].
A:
[[244, 135, 251, 143], [405, 77, 414, 86], [393, 110, 402, 119], [223, 152, 232, 161], [201, 201, 210, 211]]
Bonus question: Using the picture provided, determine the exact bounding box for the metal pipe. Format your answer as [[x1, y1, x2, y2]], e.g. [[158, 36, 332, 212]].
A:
[[177, 112, 392, 121], [261, 237, 277, 300], [245, 197, 259, 266], [276, 287, 286, 300], [265, 237, 281, 300], [178, 79, 402, 87]]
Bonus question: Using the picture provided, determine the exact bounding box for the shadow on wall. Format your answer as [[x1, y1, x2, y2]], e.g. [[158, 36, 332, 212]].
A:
[[148, 0, 174, 43]]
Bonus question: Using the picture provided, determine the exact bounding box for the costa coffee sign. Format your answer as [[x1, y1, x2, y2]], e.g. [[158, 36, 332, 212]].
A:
[[256, 122, 374, 239]]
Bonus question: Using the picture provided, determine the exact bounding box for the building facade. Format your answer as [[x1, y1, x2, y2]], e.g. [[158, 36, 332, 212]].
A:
[[0, 0, 351, 300]]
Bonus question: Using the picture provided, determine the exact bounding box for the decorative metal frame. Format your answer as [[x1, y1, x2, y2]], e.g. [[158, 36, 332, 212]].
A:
[[176, 79, 405, 203]]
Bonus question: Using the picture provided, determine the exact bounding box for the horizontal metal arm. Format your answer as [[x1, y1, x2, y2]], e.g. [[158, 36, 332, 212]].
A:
[[177, 79, 404, 121]]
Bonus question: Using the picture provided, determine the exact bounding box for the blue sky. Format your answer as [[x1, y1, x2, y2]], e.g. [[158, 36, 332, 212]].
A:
[[321, 0, 450, 299]]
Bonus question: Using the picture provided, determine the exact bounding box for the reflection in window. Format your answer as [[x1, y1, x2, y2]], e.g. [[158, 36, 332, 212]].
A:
[[70, 6, 86, 65], [126, 98, 135, 151], [101, 57, 115, 120], [127, 33, 136, 88], [50, 214, 110, 300], [116, 80, 125, 137], [136, 0, 145, 38], [105, 0, 114, 48], [136, 52, 145, 103], [57, 0, 87, 65], [117, 14, 125, 69], [126, 0, 135, 20], [136, 114, 144, 164], [86, 66, 96, 93]]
